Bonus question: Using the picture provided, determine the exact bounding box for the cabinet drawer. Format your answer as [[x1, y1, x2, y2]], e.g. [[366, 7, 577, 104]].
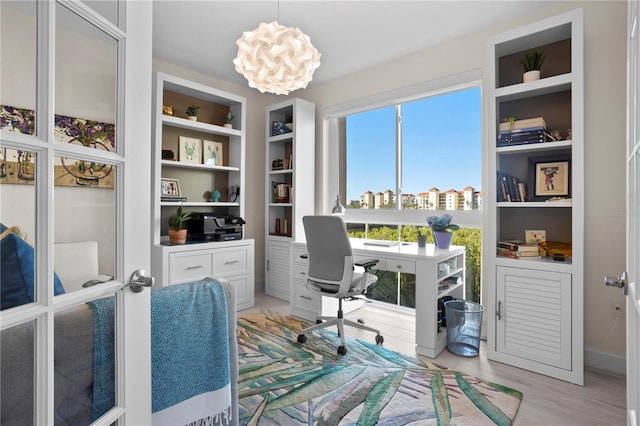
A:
[[293, 264, 308, 281], [383, 258, 415, 274], [214, 249, 248, 276], [170, 252, 214, 284], [292, 246, 309, 265], [293, 282, 320, 311]]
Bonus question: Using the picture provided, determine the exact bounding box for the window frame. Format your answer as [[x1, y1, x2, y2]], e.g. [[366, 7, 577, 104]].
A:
[[324, 69, 483, 229]]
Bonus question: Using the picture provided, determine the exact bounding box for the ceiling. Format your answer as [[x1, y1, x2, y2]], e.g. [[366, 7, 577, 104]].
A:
[[153, 1, 562, 90]]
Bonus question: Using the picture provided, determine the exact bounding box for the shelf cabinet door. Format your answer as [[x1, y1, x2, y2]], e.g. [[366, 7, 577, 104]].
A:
[[266, 240, 291, 301], [496, 266, 572, 370]]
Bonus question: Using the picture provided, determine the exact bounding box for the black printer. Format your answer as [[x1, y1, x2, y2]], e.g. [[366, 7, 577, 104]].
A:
[[187, 214, 244, 242]]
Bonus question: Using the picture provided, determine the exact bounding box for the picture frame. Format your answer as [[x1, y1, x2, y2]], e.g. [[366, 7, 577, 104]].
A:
[[161, 178, 181, 197], [527, 155, 571, 201], [202, 140, 223, 166], [178, 136, 201, 164]]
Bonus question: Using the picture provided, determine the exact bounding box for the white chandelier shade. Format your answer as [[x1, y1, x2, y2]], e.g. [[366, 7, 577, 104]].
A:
[[233, 21, 321, 95]]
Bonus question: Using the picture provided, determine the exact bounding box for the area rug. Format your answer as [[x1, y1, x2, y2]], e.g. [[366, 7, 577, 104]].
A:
[[237, 311, 522, 425]]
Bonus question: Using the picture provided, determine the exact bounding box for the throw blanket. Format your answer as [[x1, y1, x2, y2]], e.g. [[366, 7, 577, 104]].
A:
[[88, 278, 232, 425]]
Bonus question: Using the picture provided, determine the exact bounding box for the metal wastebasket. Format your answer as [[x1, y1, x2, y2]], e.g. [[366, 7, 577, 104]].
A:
[[444, 300, 483, 357]]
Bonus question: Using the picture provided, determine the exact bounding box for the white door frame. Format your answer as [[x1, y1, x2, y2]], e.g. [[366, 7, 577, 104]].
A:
[[627, 0, 639, 424]]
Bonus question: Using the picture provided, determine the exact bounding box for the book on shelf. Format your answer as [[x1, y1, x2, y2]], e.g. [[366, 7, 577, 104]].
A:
[[497, 240, 539, 252], [498, 117, 546, 132], [161, 196, 187, 202], [496, 171, 526, 202], [497, 129, 556, 147], [498, 125, 545, 135], [496, 247, 542, 259]]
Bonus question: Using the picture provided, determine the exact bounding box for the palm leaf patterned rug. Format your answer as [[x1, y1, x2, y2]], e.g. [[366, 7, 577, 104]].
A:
[[237, 311, 522, 425]]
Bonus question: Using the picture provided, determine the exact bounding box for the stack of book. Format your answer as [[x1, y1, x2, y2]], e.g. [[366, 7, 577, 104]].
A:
[[497, 117, 555, 147], [496, 240, 541, 259], [496, 171, 526, 202]]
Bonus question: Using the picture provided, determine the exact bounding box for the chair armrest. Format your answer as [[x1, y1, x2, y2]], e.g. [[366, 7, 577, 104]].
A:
[[355, 258, 379, 270]]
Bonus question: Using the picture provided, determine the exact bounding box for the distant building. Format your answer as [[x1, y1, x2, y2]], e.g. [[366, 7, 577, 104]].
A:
[[352, 186, 481, 210]]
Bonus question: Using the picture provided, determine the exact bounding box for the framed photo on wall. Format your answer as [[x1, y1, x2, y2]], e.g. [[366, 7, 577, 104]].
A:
[[178, 136, 201, 164], [203, 140, 223, 166]]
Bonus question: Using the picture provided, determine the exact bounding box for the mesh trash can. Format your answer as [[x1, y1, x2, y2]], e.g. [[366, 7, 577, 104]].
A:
[[444, 300, 483, 357]]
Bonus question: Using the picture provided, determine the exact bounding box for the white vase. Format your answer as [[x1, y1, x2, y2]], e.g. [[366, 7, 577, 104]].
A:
[[523, 70, 540, 83], [188, 116, 197, 121], [223, 123, 232, 129]]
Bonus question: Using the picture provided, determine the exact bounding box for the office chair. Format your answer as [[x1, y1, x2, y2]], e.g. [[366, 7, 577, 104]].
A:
[[296, 215, 384, 356]]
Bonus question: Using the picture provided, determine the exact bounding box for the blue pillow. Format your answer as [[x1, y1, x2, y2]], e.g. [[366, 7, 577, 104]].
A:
[[1, 223, 65, 310]]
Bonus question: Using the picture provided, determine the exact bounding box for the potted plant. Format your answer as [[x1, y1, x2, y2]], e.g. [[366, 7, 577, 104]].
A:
[[417, 228, 427, 248], [427, 214, 459, 249], [519, 49, 546, 83], [224, 111, 233, 128], [167, 205, 198, 244], [185, 104, 200, 121]]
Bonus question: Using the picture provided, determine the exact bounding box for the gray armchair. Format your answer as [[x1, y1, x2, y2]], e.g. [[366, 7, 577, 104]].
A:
[[296, 215, 384, 356]]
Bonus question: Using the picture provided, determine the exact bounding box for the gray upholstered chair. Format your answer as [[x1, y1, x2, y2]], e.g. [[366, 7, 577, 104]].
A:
[[296, 215, 384, 356]]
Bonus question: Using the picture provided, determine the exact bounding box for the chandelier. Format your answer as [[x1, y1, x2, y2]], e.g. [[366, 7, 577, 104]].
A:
[[233, 21, 321, 95]]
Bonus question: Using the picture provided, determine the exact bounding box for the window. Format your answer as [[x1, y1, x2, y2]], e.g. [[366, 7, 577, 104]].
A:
[[325, 70, 483, 304]]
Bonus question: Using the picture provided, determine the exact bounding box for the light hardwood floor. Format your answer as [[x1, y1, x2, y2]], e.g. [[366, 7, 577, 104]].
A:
[[241, 288, 627, 426]]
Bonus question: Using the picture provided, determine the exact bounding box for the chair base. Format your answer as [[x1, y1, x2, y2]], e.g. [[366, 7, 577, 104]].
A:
[[297, 299, 384, 356]]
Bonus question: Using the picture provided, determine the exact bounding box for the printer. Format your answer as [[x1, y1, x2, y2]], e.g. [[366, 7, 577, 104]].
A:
[[187, 214, 244, 242]]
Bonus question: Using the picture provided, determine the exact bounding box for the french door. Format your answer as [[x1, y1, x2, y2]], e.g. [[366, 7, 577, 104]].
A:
[[0, 1, 152, 424]]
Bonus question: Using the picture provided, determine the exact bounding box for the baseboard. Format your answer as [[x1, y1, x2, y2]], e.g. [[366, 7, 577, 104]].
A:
[[584, 347, 626, 374]]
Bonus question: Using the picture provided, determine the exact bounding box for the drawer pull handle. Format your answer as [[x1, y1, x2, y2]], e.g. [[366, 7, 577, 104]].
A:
[[396, 264, 402, 269], [186, 265, 203, 270], [224, 260, 240, 265], [300, 295, 312, 300]]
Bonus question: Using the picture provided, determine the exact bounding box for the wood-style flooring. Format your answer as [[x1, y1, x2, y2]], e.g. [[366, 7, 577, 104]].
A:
[[241, 288, 627, 426]]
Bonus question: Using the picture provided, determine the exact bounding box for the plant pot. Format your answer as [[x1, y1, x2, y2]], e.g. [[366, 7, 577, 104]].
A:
[[223, 123, 232, 129], [168, 229, 187, 245], [417, 235, 427, 248], [523, 70, 540, 83], [433, 231, 453, 249], [187, 116, 198, 121]]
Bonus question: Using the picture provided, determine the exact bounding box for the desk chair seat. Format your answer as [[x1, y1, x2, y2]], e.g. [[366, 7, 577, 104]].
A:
[[296, 215, 384, 356]]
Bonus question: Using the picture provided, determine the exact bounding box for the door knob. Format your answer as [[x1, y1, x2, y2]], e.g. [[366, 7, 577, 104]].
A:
[[604, 271, 628, 296], [121, 269, 154, 293]]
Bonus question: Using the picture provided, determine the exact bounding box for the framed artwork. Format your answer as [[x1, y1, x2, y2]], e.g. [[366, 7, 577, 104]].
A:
[[527, 154, 571, 201], [178, 136, 201, 164], [161, 178, 181, 197], [534, 161, 569, 197], [203, 140, 223, 166]]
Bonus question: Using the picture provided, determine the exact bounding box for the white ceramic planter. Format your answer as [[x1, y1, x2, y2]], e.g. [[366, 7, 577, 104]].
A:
[[188, 116, 197, 121], [523, 70, 540, 83], [223, 123, 232, 128]]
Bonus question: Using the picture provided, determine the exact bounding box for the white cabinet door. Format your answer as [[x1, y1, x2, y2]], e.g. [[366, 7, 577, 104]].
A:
[[266, 240, 290, 301], [496, 266, 572, 370]]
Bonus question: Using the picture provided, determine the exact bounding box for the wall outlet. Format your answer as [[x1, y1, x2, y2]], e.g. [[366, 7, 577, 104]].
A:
[[610, 300, 625, 317]]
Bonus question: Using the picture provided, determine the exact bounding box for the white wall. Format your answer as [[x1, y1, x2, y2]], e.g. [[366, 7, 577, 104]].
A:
[[302, 1, 628, 365]]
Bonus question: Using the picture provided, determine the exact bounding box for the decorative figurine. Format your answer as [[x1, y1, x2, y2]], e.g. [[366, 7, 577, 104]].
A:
[[212, 189, 221, 202], [162, 104, 173, 116], [551, 130, 561, 141], [566, 129, 572, 140]]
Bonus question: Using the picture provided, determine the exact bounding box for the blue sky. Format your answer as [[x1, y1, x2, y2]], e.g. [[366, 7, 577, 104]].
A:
[[345, 87, 481, 203]]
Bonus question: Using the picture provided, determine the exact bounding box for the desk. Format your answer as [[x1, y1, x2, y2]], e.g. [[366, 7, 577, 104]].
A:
[[290, 240, 465, 358]]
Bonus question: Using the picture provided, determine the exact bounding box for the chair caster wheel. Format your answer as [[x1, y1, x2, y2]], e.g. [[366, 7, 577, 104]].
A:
[[297, 334, 307, 344], [337, 346, 347, 356], [357, 319, 365, 324], [315, 319, 323, 324], [375, 335, 384, 345]]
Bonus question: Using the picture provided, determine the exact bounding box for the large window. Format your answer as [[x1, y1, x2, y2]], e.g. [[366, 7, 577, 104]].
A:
[[325, 70, 483, 305], [345, 88, 481, 213]]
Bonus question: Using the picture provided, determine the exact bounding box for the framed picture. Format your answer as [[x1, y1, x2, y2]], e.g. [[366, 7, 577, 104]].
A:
[[527, 155, 571, 201], [178, 136, 201, 164], [203, 140, 223, 166], [161, 178, 181, 197], [534, 161, 569, 197]]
